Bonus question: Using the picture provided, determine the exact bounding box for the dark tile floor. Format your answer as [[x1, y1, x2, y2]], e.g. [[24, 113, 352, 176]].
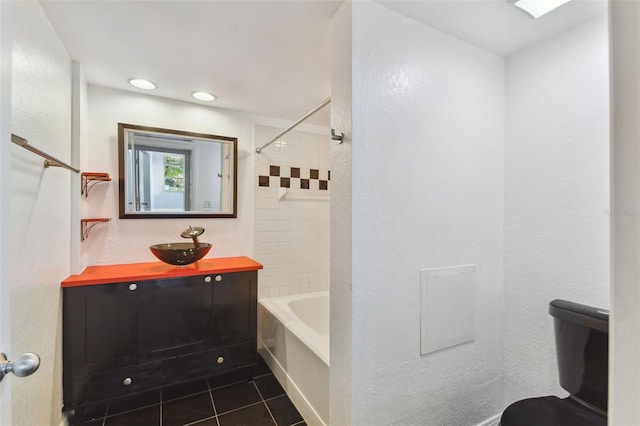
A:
[[73, 357, 305, 426]]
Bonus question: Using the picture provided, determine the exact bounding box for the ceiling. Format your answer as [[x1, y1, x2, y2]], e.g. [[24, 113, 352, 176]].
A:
[[39, 0, 342, 126], [379, 0, 608, 57], [39, 0, 607, 127]]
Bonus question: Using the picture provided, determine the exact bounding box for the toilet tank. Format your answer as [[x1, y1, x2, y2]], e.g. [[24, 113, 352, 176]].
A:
[[549, 299, 608, 412]]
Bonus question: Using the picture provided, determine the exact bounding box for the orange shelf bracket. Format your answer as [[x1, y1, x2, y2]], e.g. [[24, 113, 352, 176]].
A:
[[81, 172, 111, 197], [81, 218, 110, 241]]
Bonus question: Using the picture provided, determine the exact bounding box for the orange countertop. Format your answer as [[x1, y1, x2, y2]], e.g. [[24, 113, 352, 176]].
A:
[[61, 256, 263, 287]]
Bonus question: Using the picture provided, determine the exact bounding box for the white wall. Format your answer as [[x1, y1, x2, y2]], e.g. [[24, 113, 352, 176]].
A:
[[10, 2, 72, 425], [610, 1, 640, 423], [350, 2, 505, 424], [84, 85, 251, 266], [253, 125, 330, 300], [0, 2, 13, 424], [329, 1, 352, 424], [503, 15, 610, 406], [192, 141, 223, 212], [70, 64, 86, 277], [83, 85, 326, 268]]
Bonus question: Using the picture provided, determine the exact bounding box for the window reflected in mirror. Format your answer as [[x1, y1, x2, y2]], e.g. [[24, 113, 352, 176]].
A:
[[118, 123, 237, 218]]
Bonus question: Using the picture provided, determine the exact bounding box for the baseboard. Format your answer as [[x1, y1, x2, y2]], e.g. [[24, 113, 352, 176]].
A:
[[476, 413, 501, 426]]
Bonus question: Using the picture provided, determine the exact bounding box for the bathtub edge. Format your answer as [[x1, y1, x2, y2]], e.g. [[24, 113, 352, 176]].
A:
[[258, 337, 327, 426]]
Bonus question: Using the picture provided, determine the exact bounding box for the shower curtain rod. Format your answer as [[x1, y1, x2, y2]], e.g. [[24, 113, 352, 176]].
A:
[[11, 133, 81, 174], [255, 97, 331, 153]]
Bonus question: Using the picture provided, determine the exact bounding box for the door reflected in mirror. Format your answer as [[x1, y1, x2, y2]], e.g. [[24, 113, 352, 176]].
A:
[[118, 123, 237, 218]]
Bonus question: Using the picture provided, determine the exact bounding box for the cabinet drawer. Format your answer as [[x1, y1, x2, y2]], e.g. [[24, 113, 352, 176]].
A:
[[69, 359, 169, 405], [179, 342, 256, 381]]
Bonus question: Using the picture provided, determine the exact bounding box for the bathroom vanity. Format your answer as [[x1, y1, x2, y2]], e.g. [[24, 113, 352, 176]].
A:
[[61, 256, 262, 415]]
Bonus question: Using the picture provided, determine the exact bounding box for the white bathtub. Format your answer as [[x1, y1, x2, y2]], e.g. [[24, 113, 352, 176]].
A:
[[258, 291, 329, 426]]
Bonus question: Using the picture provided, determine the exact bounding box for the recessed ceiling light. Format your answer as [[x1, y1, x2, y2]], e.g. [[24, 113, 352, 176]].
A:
[[128, 78, 157, 90], [514, 0, 572, 18], [192, 91, 216, 102]]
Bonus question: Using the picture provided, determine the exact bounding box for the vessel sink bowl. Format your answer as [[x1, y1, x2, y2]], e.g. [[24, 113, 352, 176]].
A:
[[149, 243, 212, 266]]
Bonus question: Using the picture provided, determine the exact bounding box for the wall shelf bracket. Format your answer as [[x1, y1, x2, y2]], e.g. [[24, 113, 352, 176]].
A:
[[81, 172, 111, 197], [81, 218, 110, 241]]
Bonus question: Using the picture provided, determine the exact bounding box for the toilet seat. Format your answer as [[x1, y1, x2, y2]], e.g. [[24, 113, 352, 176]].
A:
[[500, 395, 606, 426]]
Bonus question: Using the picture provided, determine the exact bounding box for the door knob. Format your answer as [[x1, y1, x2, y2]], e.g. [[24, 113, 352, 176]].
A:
[[0, 352, 40, 382]]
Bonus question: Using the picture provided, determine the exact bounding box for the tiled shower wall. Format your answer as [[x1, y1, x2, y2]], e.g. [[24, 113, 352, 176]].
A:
[[253, 125, 330, 299]]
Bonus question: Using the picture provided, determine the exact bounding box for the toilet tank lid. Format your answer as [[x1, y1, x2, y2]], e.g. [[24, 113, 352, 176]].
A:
[[549, 299, 609, 333]]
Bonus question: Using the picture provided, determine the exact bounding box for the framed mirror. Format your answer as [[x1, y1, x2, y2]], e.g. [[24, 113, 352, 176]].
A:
[[118, 123, 237, 218]]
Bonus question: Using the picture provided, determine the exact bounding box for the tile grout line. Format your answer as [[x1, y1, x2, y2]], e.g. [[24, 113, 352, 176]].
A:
[[214, 399, 265, 417], [98, 389, 167, 423], [253, 372, 275, 379], [101, 402, 110, 426], [164, 389, 210, 405], [181, 416, 217, 426], [207, 380, 222, 426], [103, 401, 162, 420], [91, 375, 293, 426], [210, 377, 260, 394], [254, 375, 287, 402], [263, 393, 286, 403], [253, 381, 278, 426]]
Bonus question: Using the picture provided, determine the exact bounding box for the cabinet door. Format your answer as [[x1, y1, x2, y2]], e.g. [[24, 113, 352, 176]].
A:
[[139, 275, 213, 359], [212, 271, 257, 346], [63, 282, 140, 376]]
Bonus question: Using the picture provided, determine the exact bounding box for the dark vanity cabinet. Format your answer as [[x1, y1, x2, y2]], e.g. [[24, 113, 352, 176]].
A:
[[61, 257, 261, 413]]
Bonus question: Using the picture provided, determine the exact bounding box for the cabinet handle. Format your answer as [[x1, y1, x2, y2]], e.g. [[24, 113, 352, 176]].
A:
[[123, 377, 132, 386], [128, 283, 137, 291], [204, 276, 212, 283], [217, 357, 224, 364], [215, 275, 223, 282]]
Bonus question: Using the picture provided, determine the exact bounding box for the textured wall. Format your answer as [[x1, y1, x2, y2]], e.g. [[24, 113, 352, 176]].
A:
[[10, 2, 72, 424], [351, 2, 505, 424], [0, 2, 13, 424], [329, 2, 353, 424], [503, 15, 610, 406], [253, 124, 330, 299], [610, 1, 640, 423]]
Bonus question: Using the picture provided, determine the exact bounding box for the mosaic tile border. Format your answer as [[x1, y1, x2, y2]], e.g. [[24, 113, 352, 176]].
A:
[[258, 165, 330, 190]]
